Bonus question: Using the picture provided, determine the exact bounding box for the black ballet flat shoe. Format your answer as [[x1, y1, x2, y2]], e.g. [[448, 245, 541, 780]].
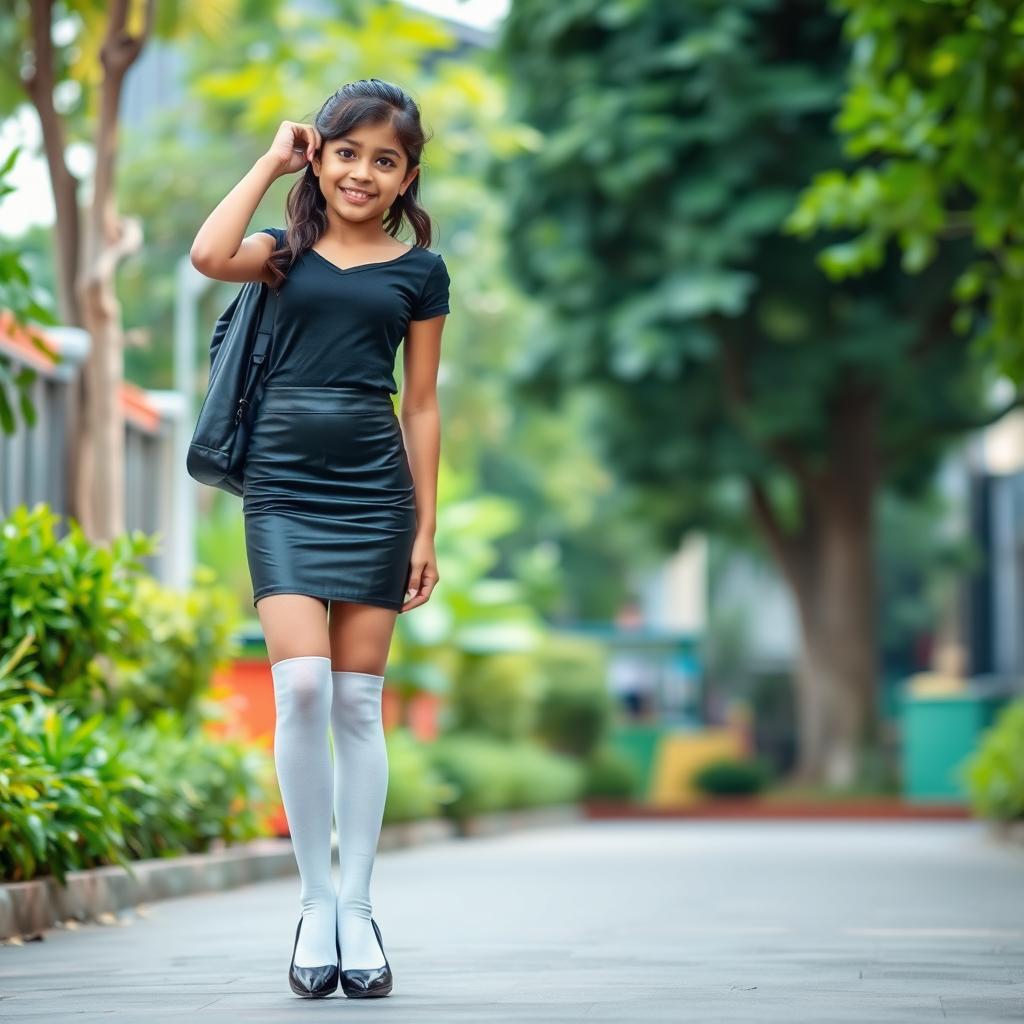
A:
[[339, 917, 393, 998], [288, 915, 340, 998]]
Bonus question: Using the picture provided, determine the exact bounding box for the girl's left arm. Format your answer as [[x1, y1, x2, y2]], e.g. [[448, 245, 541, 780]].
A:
[[398, 312, 447, 610]]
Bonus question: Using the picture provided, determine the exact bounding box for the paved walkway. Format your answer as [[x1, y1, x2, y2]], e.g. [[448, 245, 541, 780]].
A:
[[1, 820, 1022, 1022]]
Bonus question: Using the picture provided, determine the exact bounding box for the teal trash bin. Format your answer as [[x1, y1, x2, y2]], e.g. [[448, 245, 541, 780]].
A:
[[900, 677, 1012, 802]]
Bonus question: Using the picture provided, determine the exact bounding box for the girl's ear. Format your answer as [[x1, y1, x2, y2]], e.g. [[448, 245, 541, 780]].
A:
[[400, 166, 419, 195]]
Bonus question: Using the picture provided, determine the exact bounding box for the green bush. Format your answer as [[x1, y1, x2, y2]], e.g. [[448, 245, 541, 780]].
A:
[[448, 651, 543, 741], [428, 731, 583, 822], [0, 694, 275, 884], [380, 727, 452, 824], [503, 740, 585, 809], [534, 633, 612, 758], [582, 744, 641, 799], [0, 503, 274, 884], [961, 698, 1024, 822], [691, 756, 773, 796], [0, 696, 139, 884], [112, 568, 242, 723], [0, 502, 155, 706], [0, 631, 37, 707], [116, 707, 275, 859], [194, 489, 253, 617], [0, 503, 241, 723], [428, 732, 517, 819]]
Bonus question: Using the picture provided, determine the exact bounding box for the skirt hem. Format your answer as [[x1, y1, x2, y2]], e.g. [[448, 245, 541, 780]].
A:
[[252, 587, 404, 611]]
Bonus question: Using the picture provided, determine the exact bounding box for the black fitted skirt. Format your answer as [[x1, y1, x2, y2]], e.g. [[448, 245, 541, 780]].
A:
[[242, 384, 418, 610]]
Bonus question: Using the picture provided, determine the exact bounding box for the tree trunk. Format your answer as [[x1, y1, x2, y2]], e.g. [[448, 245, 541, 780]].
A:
[[748, 377, 881, 787], [78, 275, 126, 541], [22, 0, 153, 539], [788, 502, 878, 786]]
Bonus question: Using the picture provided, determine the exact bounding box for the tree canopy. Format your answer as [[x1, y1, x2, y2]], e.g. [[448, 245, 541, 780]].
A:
[[491, 0, 1014, 783], [788, 0, 1024, 383]]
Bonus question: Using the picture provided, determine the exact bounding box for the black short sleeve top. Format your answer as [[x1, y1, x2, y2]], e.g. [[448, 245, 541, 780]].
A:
[[257, 226, 450, 394]]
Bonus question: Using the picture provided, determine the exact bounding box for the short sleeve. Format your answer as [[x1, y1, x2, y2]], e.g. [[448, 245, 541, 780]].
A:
[[410, 254, 450, 320], [258, 226, 285, 246]]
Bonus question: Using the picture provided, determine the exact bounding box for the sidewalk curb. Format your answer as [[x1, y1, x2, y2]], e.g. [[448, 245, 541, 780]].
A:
[[0, 804, 582, 942], [582, 798, 975, 820]]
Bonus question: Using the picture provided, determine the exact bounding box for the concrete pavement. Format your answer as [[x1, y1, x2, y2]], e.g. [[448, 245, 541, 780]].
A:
[[1, 819, 1022, 1022]]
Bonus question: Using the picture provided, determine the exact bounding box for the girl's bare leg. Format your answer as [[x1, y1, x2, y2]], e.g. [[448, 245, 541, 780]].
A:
[[257, 592, 331, 663]]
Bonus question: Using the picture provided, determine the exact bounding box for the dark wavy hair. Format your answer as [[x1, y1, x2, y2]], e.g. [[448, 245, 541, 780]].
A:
[[266, 79, 435, 290]]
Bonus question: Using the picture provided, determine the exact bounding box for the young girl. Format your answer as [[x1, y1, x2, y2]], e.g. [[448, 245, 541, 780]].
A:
[[190, 79, 450, 999]]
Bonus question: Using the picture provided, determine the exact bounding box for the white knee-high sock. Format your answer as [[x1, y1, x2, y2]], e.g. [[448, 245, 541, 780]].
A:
[[271, 655, 337, 968], [330, 670, 388, 970]]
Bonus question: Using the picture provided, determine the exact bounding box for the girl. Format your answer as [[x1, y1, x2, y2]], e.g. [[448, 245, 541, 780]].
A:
[[190, 79, 450, 999]]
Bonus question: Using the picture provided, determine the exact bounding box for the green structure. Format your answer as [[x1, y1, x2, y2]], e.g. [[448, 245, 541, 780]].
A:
[[900, 681, 1012, 801]]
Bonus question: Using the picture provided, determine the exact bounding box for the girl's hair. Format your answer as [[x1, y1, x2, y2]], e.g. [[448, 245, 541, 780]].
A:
[[266, 78, 435, 289]]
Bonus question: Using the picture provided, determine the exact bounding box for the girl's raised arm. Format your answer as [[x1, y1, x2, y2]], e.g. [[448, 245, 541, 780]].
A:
[[190, 121, 321, 284]]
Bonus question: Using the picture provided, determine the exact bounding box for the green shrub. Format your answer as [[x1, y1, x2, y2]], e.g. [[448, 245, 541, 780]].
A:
[[0, 631, 39, 706], [691, 756, 772, 796], [448, 652, 543, 741], [961, 698, 1024, 822], [116, 707, 275, 858], [0, 504, 273, 884], [0, 697, 144, 884], [534, 633, 612, 759], [503, 740, 584, 809], [112, 568, 241, 723], [380, 727, 452, 824], [582, 744, 641, 799], [428, 731, 583, 822], [0, 502, 155, 706], [428, 732, 515, 819], [194, 489, 253, 617], [0, 695, 275, 883], [0, 503, 241, 723]]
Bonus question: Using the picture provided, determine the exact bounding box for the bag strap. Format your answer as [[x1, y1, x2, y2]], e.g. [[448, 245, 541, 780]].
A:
[[234, 283, 279, 425], [252, 282, 278, 365]]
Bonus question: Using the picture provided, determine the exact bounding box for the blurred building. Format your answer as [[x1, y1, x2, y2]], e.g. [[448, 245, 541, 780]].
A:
[[964, 405, 1024, 682]]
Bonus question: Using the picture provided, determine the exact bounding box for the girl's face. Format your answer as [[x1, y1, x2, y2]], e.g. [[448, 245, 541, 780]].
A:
[[312, 120, 419, 224]]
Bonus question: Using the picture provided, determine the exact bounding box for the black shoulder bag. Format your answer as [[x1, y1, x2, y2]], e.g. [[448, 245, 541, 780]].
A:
[[186, 280, 279, 497]]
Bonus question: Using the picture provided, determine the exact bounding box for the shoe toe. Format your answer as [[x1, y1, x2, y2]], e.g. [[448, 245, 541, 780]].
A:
[[340, 964, 392, 997], [289, 913, 340, 997], [338, 916, 393, 997], [291, 962, 339, 997]]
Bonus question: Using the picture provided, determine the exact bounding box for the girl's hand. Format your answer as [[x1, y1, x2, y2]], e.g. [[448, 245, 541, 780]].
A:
[[401, 534, 439, 612], [264, 121, 322, 177]]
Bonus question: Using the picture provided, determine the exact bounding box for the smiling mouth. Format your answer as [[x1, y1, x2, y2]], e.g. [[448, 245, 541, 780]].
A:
[[341, 187, 375, 200]]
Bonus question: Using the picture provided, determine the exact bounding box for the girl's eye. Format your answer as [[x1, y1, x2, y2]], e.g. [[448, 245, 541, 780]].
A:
[[337, 148, 394, 167]]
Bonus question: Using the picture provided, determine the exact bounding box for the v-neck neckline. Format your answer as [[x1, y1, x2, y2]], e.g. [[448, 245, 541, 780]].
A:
[[308, 243, 415, 276]]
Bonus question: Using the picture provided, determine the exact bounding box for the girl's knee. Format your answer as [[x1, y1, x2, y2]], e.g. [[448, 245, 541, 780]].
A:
[[271, 655, 332, 713]]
